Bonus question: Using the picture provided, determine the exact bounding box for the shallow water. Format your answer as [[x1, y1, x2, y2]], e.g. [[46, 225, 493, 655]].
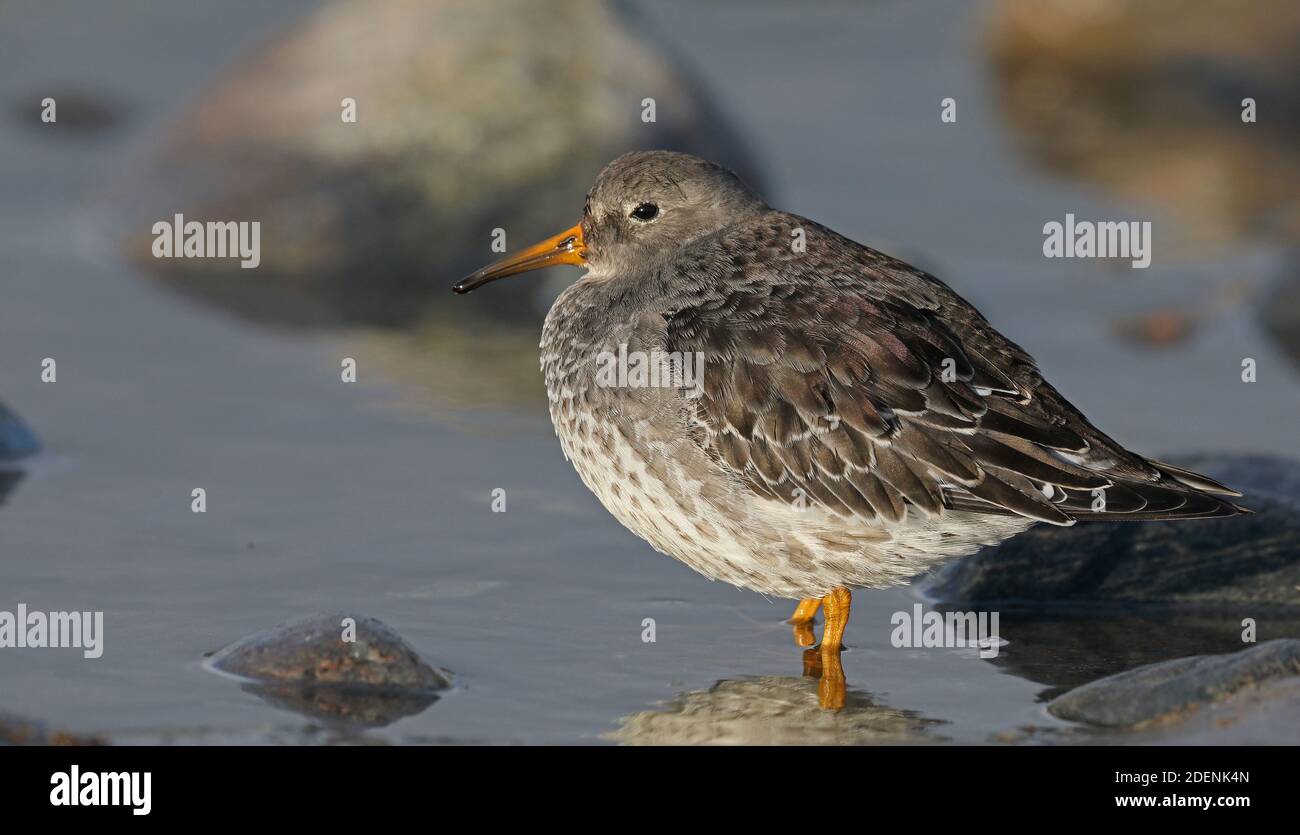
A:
[[2, 0, 1298, 744]]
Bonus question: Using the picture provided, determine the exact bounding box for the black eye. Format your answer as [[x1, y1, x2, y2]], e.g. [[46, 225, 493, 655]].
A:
[[630, 202, 659, 222]]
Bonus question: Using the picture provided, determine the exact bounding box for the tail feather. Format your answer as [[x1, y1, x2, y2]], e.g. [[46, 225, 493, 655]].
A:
[[1147, 458, 1244, 497], [1061, 472, 1250, 522], [1068, 485, 1249, 522], [943, 459, 1251, 522]]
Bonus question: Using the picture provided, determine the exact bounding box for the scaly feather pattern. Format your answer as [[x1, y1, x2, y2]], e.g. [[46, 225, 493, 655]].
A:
[[660, 214, 1246, 527]]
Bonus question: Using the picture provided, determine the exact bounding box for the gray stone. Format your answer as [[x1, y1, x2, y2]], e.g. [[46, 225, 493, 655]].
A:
[[206, 614, 450, 727], [119, 0, 762, 327], [1048, 639, 1300, 728], [927, 454, 1300, 607], [208, 613, 449, 690], [1121, 676, 1300, 744]]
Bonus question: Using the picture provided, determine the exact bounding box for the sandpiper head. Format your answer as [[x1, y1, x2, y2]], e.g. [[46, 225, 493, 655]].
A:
[[453, 150, 764, 294]]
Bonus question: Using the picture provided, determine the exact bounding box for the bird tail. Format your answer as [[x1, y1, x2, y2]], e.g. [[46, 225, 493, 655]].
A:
[[1065, 458, 1250, 522], [944, 458, 1251, 523], [1146, 459, 1242, 497]]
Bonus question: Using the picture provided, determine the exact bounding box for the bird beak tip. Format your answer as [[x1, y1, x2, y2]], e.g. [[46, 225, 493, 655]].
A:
[[450, 223, 586, 295]]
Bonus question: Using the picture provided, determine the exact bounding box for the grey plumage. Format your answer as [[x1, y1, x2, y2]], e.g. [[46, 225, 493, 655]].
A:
[[469, 150, 1247, 598]]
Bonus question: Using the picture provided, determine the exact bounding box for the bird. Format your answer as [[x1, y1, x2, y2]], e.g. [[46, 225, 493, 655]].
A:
[[454, 150, 1248, 709]]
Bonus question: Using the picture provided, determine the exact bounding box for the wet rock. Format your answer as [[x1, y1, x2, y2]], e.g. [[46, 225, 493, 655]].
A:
[[1048, 639, 1300, 729], [927, 454, 1300, 608], [120, 0, 762, 328], [0, 400, 40, 460], [609, 677, 946, 746], [1131, 675, 1300, 743], [206, 613, 450, 727], [208, 613, 450, 689]]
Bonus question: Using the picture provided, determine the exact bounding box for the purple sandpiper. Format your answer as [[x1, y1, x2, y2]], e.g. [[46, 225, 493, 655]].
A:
[[455, 151, 1247, 709]]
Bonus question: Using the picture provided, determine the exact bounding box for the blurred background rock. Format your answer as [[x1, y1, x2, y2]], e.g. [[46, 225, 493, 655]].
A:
[[987, 0, 1300, 248], [986, 0, 1300, 363], [119, 0, 761, 329]]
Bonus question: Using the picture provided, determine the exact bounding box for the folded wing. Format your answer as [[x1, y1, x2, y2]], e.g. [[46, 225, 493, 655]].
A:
[[665, 217, 1247, 527]]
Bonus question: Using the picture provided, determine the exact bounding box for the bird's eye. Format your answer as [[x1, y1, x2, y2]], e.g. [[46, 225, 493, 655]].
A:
[[629, 203, 659, 222]]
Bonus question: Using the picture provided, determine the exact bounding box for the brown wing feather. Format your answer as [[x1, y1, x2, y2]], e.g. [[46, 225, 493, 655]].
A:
[[666, 213, 1248, 526]]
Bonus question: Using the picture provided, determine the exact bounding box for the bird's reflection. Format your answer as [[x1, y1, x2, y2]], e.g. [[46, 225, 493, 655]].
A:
[[611, 655, 947, 745]]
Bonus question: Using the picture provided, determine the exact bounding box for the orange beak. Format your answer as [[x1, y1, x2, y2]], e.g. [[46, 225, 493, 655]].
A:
[[453, 223, 586, 294]]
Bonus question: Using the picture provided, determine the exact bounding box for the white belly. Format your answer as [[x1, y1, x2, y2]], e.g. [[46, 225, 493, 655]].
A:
[[549, 392, 1031, 599]]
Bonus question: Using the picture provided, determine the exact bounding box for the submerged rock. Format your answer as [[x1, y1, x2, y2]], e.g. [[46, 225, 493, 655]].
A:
[[209, 613, 449, 689], [0, 400, 40, 460], [207, 613, 450, 726], [609, 676, 946, 746], [927, 454, 1300, 608], [121, 0, 762, 327], [1048, 639, 1300, 730]]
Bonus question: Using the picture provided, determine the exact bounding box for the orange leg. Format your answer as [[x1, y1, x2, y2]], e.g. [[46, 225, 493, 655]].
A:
[[787, 597, 822, 648], [817, 587, 851, 711]]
